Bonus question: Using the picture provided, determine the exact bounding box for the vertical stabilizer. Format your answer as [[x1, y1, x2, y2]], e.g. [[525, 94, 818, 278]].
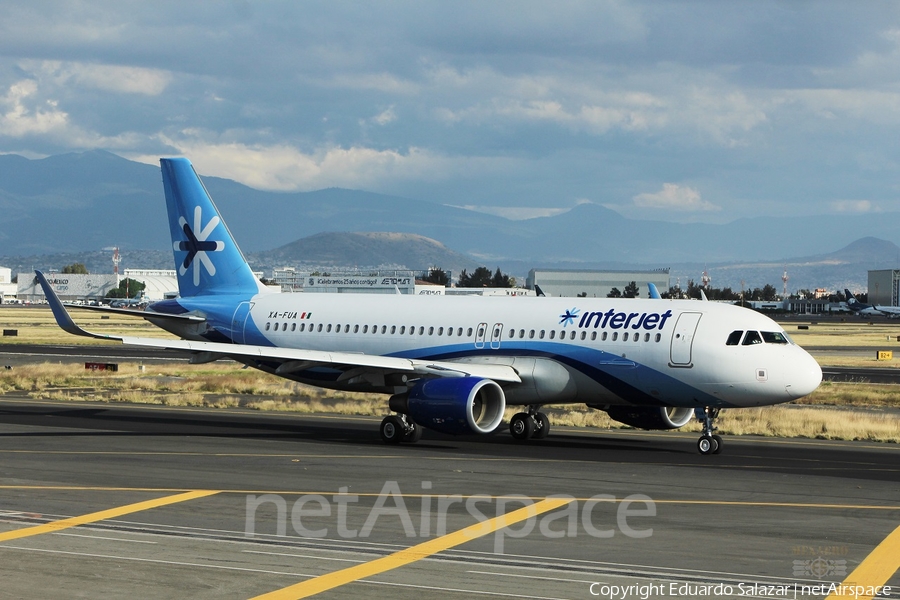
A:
[[161, 158, 265, 297]]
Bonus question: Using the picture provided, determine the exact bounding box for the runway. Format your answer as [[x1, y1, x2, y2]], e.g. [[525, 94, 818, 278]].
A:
[[0, 395, 897, 599]]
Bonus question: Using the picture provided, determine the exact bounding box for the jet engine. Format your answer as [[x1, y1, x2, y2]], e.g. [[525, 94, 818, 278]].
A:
[[601, 405, 694, 430], [398, 377, 506, 436]]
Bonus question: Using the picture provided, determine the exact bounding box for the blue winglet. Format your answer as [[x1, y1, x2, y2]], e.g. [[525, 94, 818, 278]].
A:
[[35, 270, 114, 340], [648, 282, 661, 299]]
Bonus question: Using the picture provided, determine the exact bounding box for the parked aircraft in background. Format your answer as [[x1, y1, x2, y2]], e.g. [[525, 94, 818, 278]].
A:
[[109, 291, 149, 309], [844, 289, 900, 316], [38, 158, 823, 455]]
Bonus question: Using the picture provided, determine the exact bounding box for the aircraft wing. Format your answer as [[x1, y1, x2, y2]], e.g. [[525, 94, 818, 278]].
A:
[[874, 305, 900, 316], [36, 271, 521, 384], [62, 302, 206, 323]]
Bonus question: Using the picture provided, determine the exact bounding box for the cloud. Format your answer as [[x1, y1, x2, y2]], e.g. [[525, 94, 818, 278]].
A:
[[133, 133, 490, 192], [0, 79, 68, 137], [450, 205, 572, 220], [633, 183, 721, 212], [830, 199, 876, 213]]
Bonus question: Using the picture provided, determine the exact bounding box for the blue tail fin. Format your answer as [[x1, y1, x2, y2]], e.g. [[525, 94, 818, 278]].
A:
[[161, 158, 264, 297]]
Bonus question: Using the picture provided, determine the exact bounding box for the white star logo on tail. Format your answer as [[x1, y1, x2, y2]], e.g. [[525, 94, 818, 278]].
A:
[[174, 206, 225, 286]]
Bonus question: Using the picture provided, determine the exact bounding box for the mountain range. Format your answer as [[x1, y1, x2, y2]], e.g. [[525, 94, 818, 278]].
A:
[[2, 150, 899, 291]]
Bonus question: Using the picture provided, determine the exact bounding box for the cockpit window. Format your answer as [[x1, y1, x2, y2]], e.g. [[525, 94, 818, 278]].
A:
[[742, 330, 763, 345], [761, 331, 789, 344], [726, 330, 743, 346]]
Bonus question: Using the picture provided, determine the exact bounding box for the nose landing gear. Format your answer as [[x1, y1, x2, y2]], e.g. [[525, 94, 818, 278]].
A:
[[695, 406, 723, 455]]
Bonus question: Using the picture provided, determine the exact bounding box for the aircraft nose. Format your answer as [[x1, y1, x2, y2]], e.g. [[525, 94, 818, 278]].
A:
[[785, 351, 822, 399]]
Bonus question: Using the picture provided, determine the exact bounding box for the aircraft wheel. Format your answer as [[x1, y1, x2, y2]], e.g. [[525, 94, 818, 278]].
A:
[[711, 434, 723, 454], [531, 412, 550, 440], [401, 422, 423, 443], [697, 435, 718, 455], [509, 412, 534, 440], [380, 415, 405, 444]]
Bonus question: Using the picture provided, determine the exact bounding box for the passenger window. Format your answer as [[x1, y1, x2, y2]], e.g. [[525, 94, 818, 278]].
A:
[[326, 324, 332, 333], [265, 323, 271, 331], [344, 324, 350, 333], [438, 327, 444, 335], [726, 330, 743, 346], [399, 326, 405, 334], [571, 331, 576, 340], [291, 323, 296, 332], [634, 334, 639, 343], [300, 323, 305, 332], [643, 333, 649, 342], [549, 331, 556, 340], [391, 326, 396, 334], [602, 332, 608, 341], [410, 326, 416, 335], [447, 327, 453, 336], [623, 332, 629, 342], [381, 326, 387, 334], [761, 331, 789, 344], [655, 333, 661, 342], [529, 330, 535, 339], [590, 332, 596, 341], [317, 324, 323, 332], [428, 327, 434, 335], [363, 325, 368, 333], [742, 331, 763, 345], [458, 328, 463, 336], [612, 332, 618, 341], [467, 328, 473, 336], [539, 330, 545, 339], [353, 325, 359, 333]]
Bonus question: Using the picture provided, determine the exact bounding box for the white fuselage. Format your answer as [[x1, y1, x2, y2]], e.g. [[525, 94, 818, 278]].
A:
[[179, 292, 822, 410]]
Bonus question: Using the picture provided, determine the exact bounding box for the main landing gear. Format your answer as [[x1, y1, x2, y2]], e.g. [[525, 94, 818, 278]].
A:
[[695, 406, 723, 455], [509, 406, 550, 441], [380, 414, 422, 444]]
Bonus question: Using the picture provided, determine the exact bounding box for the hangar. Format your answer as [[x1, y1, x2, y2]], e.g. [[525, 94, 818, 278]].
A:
[[525, 268, 670, 298]]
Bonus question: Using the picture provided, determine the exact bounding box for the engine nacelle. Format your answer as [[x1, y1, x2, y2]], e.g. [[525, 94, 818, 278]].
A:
[[602, 405, 694, 430], [404, 377, 506, 436]]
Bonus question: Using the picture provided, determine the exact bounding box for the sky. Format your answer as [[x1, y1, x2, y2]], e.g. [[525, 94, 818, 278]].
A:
[[1, 1, 900, 223]]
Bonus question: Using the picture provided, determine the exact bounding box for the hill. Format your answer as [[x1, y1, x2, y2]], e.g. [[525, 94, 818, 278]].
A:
[[249, 232, 479, 273]]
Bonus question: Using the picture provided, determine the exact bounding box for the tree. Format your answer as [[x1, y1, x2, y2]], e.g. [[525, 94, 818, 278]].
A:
[[458, 266, 513, 288], [623, 281, 639, 298], [423, 267, 449, 286], [62, 263, 88, 274], [607, 287, 622, 298], [491, 267, 512, 288], [106, 278, 146, 299]]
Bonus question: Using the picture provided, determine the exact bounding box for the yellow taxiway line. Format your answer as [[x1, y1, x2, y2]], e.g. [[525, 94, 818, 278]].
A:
[[250, 497, 571, 599], [826, 522, 900, 600], [0, 490, 219, 543]]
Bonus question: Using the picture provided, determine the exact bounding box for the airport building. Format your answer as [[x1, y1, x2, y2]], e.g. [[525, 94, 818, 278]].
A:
[[16, 272, 119, 303], [868, 269, 900, 307], [0, 266, 16, 302], [525, 268, 670, 298]]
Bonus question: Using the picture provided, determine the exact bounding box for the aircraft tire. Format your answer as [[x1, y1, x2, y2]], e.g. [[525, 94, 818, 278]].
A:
[[380, 415, 405, 444], [711, 434, 723, 454], [531, 412, 550, 439], [509, 412, 534, 440], [697, 435, 718, 455], [401, 422, 423, 443]]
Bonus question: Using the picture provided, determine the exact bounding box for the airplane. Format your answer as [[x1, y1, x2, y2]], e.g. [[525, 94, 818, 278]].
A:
[[109, 291, 149, 309], [844, 289, 900, 317], [37, 157, 823, 455]]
